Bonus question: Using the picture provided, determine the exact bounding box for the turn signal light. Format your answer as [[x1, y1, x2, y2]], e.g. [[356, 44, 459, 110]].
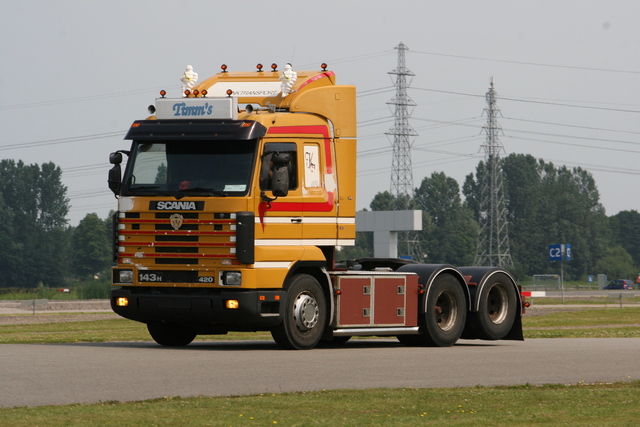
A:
[[116, 297, 129, 307], [225, 300, 239, 309]]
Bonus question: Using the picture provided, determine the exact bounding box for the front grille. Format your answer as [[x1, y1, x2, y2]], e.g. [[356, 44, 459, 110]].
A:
[[117, 211, 237, 266]]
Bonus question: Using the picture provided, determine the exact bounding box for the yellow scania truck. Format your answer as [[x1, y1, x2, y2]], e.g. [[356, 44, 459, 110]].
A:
[[108, 63, 523, 349]]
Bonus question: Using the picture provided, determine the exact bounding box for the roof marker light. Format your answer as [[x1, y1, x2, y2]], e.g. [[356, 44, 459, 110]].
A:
[[271, 63, 278, 72], [159, 90, 167, 98], [256, 63, 263, 72], [184, 90, 191, 97], [221, 64, 228, 72], [193, 89, 200, 97], [321, 63, 328, 71], [201, 89, 208, 97], [226, 89, 233, 97]]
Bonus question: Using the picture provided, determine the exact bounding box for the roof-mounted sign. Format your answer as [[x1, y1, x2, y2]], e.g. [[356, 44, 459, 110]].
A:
[[155, 97, 238, 120]]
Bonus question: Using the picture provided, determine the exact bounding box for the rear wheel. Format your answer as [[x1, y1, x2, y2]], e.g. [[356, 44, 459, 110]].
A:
[[475, 273, 517, 340], [271, 274, 327, 350], [147, 322, 197, 347], [418, 274, 467, 347]]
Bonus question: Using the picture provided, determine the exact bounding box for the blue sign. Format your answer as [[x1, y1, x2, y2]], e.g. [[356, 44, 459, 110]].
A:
[[549, 244, 571, 261], [548, 244, 563, 261]]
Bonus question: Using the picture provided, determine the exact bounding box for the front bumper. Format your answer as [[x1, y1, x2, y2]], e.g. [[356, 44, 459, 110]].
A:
[[111, 287, 284, 332]]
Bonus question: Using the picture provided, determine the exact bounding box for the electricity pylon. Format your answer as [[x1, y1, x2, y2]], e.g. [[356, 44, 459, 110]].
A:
[[386, 42, 423, 261], [474, 77, 514, 268]]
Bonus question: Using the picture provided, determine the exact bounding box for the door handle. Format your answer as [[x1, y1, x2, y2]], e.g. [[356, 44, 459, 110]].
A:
[[291, 218, 302, 223]]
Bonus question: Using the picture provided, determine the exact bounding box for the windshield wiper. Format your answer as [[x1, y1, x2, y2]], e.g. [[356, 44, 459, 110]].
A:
[[127, 186, 176, 196], [176, 188, 228, 199]]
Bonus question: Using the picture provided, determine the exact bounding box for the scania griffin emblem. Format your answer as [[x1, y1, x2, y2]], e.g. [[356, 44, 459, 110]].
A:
[[170, 214, 184, 230]]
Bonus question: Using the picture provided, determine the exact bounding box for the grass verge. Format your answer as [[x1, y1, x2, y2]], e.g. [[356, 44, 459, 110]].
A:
[[523, 307, 640, 338], [1, 382, 639, 426], [1, 307, 640, 343]]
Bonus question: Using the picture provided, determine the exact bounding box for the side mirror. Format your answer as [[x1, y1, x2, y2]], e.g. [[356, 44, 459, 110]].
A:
[[108, 164, 122, 195], [271, 153, 289, 197], [110, 152, 123, 165], [108, 152, 123, 195]]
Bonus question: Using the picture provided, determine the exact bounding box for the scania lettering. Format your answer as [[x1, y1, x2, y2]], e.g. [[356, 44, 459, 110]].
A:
[[154, 201, 200, 210], [108, 62, 525, 349]]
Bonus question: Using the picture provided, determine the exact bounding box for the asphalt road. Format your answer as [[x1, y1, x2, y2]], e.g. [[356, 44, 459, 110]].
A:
[[2, 338, 639, 408]]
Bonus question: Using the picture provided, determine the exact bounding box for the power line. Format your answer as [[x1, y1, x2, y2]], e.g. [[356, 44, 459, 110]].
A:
[[0, 131, 124, 151], [502, 116, 640, 136], [412, 86, 640, 114], [410, 49, 640, 75], [0, 88, 164, 111]]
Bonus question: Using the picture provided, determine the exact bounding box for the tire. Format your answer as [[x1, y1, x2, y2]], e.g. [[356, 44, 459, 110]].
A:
[[475, 273, 517, 340], [147, 322, 197, 347], [271, 274, 327, 350], [418, 273, 467, 347]]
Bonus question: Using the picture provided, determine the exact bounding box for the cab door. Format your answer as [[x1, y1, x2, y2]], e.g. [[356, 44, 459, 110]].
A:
[[254, 141, 303, 243]]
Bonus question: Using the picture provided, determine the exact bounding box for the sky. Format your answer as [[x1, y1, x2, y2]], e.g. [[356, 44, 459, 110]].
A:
[[2, 1, 639, 226]]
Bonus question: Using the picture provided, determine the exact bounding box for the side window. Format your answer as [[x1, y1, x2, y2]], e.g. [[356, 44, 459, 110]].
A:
[[263, 142, 297, 190], [304, 144, 321, 188]]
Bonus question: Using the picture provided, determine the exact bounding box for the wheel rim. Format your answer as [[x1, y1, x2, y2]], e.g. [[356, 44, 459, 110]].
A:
[[293, 292, 320, 332], [486, 284, 509, 325], [434, 290, 458, 332]]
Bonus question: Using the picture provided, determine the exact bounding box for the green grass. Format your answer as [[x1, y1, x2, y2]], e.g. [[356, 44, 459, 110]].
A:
[[0, 316, 272, 344], [1, 382, 639, 426], [1, 307, 640, 344], [523, 307, 640, 338]]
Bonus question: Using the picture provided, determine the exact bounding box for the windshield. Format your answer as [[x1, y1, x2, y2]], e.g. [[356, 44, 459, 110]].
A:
[[123, 140, 257, 196]]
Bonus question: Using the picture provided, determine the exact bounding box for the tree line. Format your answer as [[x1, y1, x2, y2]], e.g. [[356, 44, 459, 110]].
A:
[[1, 155, 638, 289], [0, 160, 112, 288], [340, 153, 640, 281]]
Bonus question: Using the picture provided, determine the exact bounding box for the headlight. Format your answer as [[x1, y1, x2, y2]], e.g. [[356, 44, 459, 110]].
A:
[[116, 269, 134, 283], [221, 271, 241, 286]]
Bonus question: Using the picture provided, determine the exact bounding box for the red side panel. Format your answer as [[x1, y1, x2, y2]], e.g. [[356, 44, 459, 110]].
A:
[[336, 277, 371, 326], [372, 278, 406, 326], [334, 274, 419, 328]]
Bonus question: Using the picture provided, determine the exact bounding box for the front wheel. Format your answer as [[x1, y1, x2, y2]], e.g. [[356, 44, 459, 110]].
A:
[[147, 322, 197, 347], [271, 274, 327, 350], [418, 274, 467, 347]]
